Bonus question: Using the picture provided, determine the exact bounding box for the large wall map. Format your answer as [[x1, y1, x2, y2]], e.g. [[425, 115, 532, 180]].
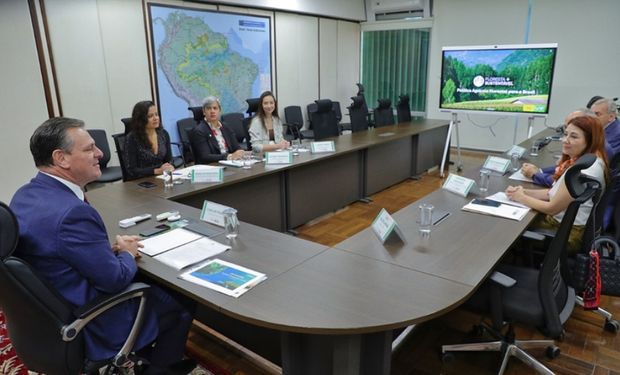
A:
[[148, 4, 272, 147]]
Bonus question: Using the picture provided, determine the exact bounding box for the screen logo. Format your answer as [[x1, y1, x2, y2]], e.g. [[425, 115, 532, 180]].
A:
[[473, 75, 485, 88]]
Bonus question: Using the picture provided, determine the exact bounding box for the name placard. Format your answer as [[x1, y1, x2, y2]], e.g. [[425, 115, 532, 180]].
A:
[[200, 200, 232, 227], [265, 151, 293, 164], [310, 141, 336, 153], [191, 166, 224, 183], [506, 145, 526, 158], [371, 208, 405, 244], [482, 156, 510, 174], [442, 174, 475, 197]]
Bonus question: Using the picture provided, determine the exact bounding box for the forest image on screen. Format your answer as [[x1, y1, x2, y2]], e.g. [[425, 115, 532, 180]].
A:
[[440, 46, 556, 114]]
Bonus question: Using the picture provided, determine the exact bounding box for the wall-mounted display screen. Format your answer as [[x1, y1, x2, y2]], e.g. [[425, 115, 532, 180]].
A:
[[439, 43, 557, 115]]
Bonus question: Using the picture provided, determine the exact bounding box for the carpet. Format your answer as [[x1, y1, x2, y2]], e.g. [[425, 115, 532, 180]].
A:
[[0, 310, 28, 375]]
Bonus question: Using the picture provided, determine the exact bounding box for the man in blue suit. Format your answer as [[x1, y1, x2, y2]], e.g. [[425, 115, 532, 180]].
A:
[[591, 98, 620, 155], [10, 117, 195, 374]]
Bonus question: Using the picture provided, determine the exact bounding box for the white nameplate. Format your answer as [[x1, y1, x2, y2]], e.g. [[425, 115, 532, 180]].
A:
[[506, 145, 526, 158], [265, 151, 292, 164], [482, 156, 510, 174], [310, 141, 336, 153], [442, 174, 475, 197], [371, 208, 405, 244], [200, 200, 233, 227], [191, 166, 224, 183]]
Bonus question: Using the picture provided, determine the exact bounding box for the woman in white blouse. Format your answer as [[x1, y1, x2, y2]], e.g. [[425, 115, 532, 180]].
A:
[[248, 91, 290, 153]]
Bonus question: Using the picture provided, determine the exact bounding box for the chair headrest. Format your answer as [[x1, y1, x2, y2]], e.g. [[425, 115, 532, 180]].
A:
[[246, 98, 260, 114], [377, 99, 391, 109], [315, 99, 333, 112], [188, 106, 203, 122], [0, 202, 19, 260], [565, 154, 600, 200], [356, 83, 365, 96], [398, 95, 409, 105]]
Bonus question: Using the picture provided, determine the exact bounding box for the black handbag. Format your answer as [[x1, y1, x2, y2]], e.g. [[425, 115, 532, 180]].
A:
[[573, 236, 620, 296]]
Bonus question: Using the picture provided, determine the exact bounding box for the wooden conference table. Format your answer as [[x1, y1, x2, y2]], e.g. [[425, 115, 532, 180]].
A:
[[88, 120, 559, 375]]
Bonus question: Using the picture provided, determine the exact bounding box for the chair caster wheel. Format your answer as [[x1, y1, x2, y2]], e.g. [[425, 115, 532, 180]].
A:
[[604, 319, 619, 333], [545, 345, 560, 359], [441, 351, 455, 364]]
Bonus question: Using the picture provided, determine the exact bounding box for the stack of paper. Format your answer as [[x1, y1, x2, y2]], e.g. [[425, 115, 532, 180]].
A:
[[139, 228, 202, 256], [462, 198, 530, 221], [218, 159, 262, 168], [180, 259, 267, 298], [154, 237, 230, 270]]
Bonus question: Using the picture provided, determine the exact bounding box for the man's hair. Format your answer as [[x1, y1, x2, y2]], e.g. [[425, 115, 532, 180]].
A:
[[593, 98, 618, 115], [30, 117, 85, 167]]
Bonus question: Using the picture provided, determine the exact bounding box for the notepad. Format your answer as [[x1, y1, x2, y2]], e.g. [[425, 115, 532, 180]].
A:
[[462, 199, 530, 221], [139, 228, 202, 256], [154, 237, 229, 270]]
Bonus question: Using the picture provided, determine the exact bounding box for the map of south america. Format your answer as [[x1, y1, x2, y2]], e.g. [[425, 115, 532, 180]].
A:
[[156, 11, 259, 113]]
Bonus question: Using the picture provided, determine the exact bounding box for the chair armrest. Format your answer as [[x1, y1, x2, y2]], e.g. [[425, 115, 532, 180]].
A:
[[61, 282, 150, 341], [489, 271, 516, 288]]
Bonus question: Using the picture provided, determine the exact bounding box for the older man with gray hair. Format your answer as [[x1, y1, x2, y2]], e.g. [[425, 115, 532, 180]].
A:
[[591, 97, 620, 155]]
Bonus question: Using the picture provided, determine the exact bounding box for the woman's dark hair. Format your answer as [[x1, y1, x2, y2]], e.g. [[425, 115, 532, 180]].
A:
[[131, 100, 159, 149], [256, 91, 279, 126]]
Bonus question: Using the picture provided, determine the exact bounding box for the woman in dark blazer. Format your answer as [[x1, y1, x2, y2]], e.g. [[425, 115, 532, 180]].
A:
[[189, 96, 244, 164], [124, 100, 174, 180]]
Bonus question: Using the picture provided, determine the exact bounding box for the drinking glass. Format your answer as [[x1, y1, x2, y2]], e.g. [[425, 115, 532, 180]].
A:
[[479, 170, 491, 193], [224, 209, 239, 239], [510, 153, 520, 172], [242, 152, 252, 169], [163, 169, 174, 188], [529, 144, 539, 157], [419, 203, 434, 235]]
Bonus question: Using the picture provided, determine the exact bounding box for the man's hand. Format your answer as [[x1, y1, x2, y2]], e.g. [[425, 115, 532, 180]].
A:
[[114, 235, 143, 258], [521, 163, 540, 178]]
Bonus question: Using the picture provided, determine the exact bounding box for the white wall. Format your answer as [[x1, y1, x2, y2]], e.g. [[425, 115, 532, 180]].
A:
[[426, 0, 620, 152], [204, 0, 366, 21], [0, 0, 48, 202]]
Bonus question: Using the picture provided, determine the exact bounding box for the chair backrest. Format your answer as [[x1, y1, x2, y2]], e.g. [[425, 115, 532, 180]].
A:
[[348, 96, 369, 133], [374, 99, 395, 127], [188, 106, 203, 123], [396, 94, 412, 123], [542, 154, 599, 337], [332, 101, 343, 123], [284, 106, 304, 130], [310, 99, 339, 140], [111, 133, 129, 181], [246, 98, 260, 117], [306, 102, 318, 130], [176, 118, 196, 164], [87, 129, 112, 168], [0, 202, 84, 374], [222, 112, 250, 150], [120, 117, 132, 135]]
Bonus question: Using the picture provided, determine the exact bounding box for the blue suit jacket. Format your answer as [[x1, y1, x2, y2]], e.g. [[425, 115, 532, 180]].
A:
[[605, 118, 620, 156], [9, 173, 157, 361]]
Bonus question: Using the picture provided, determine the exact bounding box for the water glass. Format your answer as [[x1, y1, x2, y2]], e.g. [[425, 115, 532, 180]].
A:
[[479, 170, 491, 193], [419, 203, 434, 235], [242, 152, 252, 169], [529, 144, 539, 157], [224, 208, 239, 239], [510, 153, 520, 172], [163, 169, 174, 188]]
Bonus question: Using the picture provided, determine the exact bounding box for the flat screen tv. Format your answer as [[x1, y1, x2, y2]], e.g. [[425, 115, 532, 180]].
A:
[[439, 43, 557, 115]]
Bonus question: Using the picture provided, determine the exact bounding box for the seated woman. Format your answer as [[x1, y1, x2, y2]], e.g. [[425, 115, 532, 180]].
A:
[[506, 116, 608, 255], [248, 91, 289, 152], [189, 96, 245, 164], [124, 100, 174, 180]]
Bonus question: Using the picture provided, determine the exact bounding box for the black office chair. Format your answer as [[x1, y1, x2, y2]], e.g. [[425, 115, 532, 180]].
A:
[[284, 105, 305, 140], [177, 118, 197, 164], [111, 133, 130, 182], [303, 102, 318, 139], [347, 95, 369, 133], [396, 94, 412, 123], [373, 99, 395, 127], [188, 106, 203, 123], [310, 99, 340, 140], [355, 83, 373, 127], [332, 101, 350, 132], [222, 112, 250, 151], [442, 154, 600, 375], [120, 118, 132, 135], [87, 129, 123, 184], [245, 98, 260, 117], [0, 201, 150, 375]]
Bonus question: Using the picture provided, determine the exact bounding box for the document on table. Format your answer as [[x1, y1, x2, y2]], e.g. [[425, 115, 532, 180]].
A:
[[154, 237, 230, 270], [508, 169, 533, 182], [462, 199, 530, 221], [179, 258, 267, 298], [484, 192, 529, 209], [139, 228, 202, 256], [218, 159, 262, 168]]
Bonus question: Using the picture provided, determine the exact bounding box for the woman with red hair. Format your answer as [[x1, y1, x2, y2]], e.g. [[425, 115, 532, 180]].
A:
[[506, 115, 608, 254]]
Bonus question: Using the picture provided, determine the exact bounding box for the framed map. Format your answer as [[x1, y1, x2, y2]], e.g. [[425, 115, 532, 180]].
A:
[[147, 3, 272, 148]]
